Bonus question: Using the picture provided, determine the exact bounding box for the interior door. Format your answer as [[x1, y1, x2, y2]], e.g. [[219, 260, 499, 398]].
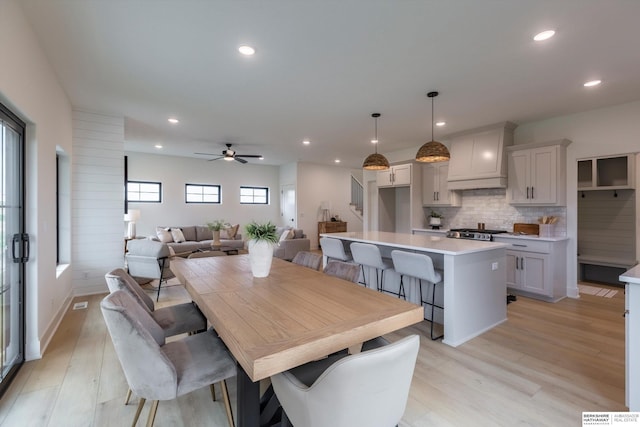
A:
[[0, 104, 26, 396], [280, 184, 296, 228]]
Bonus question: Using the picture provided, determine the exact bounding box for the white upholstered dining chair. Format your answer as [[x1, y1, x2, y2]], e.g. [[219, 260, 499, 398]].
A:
[[271, 334, 420, 427]]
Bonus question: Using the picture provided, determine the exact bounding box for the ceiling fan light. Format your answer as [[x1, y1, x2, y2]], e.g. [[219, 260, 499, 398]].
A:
[[416, 140, 450, 163], [223, 156, 234, 161]]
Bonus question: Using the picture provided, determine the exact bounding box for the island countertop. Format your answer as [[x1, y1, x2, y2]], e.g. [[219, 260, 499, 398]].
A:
[[323, 231, 507, 256]]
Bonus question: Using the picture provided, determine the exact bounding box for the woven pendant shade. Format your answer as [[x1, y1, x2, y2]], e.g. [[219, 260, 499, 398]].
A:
[[363, 152, 390, 170], [363, 113, 390, 170], [416, 140, 450, 162], [416, 91, 450, 163]]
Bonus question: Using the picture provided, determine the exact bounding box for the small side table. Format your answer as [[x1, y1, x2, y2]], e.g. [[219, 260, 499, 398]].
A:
[[317, 221, 347, 243]]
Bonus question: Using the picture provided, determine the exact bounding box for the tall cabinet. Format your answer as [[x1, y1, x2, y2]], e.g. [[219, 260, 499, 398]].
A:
[[506, 139, 571, 206], [376, 163, 423, 233], [422, 162, 460, 206]]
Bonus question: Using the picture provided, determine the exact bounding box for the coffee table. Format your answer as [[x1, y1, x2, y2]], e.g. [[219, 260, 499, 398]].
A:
[[198, 245, 240, 255]]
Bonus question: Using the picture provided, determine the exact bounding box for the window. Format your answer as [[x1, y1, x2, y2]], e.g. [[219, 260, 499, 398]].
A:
[[185, 183, 221, 204], [127, 181, 162, 202], [240, 186, 269, 204]]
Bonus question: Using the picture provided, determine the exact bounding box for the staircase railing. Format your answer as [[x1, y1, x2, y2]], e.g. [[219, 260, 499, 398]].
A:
[[350, 175, 363, 220]]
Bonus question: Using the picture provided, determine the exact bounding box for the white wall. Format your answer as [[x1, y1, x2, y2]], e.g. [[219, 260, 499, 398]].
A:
[[296, 162, 364, 249], [0, 0, 73, 359], [72, 111, 125, 295], [126, 152, 281, 236]]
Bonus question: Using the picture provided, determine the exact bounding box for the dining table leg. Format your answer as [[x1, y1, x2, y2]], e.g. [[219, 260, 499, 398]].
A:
[[236, 364, 260, 427]]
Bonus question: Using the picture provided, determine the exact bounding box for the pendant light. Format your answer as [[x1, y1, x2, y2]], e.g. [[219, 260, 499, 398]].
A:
[[416, 91, 450, 162], [362, 113, 390, 170]]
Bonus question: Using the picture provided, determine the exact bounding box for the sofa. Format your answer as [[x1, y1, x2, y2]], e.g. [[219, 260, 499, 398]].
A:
[[273, 227, 311, 261], [153, 225, 244, 256]]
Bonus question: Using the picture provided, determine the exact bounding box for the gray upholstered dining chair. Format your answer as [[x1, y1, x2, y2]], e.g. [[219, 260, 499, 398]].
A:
[[271, 334, 420, 427], [101, 290, 236, 427], [105, 268, 208, 404], [319, 237, 352, 263], [292, 251, 323, 270], [350, 242, 394, 292], [391, 250, 444, 340], [125, 239, 175, 301], [323, 260, 360, 283]]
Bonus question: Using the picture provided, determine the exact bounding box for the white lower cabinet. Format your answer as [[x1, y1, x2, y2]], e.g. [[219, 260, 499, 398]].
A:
[[495, 237, 567, 302]]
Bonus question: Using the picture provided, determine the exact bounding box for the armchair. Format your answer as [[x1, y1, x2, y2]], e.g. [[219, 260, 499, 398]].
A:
[[125, 239, 175, 301]]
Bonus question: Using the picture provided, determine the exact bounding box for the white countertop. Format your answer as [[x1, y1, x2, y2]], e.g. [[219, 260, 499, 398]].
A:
[[621, 264, 640, 285], [322, 231, 507, 255], [412, 228, 568, 242]]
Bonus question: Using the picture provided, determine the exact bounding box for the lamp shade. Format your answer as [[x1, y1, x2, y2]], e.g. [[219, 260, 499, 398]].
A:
[[124, 209, 140, 222], [363, 153, 390, 170], [415, 141, 450, 163]]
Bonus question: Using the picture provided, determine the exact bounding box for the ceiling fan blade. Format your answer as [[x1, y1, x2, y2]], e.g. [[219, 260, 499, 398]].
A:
[[235, 154, 263, 158], [234, 157, 248, 164], [207, 156, 224, 162], [194, 152, 219, 156]]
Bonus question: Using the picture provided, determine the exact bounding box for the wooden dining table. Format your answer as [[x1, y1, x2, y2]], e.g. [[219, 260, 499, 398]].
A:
[[171, 254, 423, 427]]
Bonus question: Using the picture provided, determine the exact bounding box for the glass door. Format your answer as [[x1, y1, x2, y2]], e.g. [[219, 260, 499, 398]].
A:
[[0, 103, 25, 396]]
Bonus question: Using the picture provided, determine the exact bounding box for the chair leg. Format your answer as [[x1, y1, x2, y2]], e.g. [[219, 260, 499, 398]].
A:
[[146, 400, 159, 427], [398, 274, 406, 300], [220, 380, 235, 427], [124, 388, 132, 405], [210, 383, 216, 401], [430, 283, 444, 341], [281, 410, 292, 427], [359, 264, 367, 287], [132, 397, 146, 427]]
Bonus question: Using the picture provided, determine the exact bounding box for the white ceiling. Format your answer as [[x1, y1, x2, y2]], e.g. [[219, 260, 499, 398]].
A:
[[19, 0, 640, 168]]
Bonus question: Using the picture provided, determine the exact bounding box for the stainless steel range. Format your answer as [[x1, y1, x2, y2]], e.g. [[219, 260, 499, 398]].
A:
[[446, 228, 508, 241]]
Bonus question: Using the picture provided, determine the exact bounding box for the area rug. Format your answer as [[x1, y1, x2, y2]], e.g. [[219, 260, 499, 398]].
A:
[[578, 284, 618, 298]]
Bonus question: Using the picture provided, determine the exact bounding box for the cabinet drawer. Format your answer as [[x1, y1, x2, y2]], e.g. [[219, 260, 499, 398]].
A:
[[494, 238, 551, 254]]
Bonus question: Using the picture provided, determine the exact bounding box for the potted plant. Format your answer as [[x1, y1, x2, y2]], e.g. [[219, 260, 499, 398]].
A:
[[429, 210, 443, 229], [245, 221, 279, 277], [207, 219, 230, 247]]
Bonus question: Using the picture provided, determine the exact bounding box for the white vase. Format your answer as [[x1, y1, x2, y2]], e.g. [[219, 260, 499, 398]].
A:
[[248, 239, 275, 278]]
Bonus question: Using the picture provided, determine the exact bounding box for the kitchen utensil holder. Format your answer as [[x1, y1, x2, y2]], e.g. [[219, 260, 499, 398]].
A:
[[539, 224, 555, 237]]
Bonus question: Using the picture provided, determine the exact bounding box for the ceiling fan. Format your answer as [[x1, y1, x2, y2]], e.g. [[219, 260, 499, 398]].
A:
[[195, 143, 263, 164]]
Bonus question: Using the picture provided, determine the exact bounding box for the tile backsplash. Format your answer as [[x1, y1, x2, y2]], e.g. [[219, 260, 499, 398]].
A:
[[424, 188, 567, 235]]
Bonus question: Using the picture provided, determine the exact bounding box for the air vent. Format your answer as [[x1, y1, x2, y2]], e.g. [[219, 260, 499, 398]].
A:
[[73, 301, 88, 310]]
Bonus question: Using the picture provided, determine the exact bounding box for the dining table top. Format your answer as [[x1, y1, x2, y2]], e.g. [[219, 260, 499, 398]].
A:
[[171, 254, 423, 382]]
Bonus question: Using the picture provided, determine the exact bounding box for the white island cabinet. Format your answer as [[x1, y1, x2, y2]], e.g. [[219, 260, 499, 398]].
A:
[[320, 231, 508, 347], [620, 265, 640, 410]]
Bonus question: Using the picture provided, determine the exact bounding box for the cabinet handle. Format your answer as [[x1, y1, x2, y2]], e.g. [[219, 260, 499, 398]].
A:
[[436, 191, 439, 201], [531, 187, 534, 199], [434, 191, 436, 201], [515, 257, 519, 270], [624, 310, 629, 318], [513, 244, 527, 247], [526, 187, 530, 199], [521, 258, 525, 269]]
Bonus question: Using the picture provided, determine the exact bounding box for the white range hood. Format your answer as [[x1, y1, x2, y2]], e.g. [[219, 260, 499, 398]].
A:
[[446, 122, 517, 190]]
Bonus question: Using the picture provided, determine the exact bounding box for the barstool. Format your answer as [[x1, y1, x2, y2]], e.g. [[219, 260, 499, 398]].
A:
[[350, 242, 394, 292], [391, 250, 443, 340], [319, 237, 352, 262]]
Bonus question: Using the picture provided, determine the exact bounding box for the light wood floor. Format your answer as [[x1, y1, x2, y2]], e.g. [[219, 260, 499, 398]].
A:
[[0, 280, 626, 427]]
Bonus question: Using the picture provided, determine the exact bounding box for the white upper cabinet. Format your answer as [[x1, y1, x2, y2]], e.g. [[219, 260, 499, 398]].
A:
[[422, 162, 460, 206], [377, 163, 411, 188], [446, 122, 516, 190], [577, 154, 635, 190], [507, 139, 570, 206]]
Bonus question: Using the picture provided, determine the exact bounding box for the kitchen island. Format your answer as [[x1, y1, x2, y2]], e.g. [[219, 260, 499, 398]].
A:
[[321, 231, 508, 347]]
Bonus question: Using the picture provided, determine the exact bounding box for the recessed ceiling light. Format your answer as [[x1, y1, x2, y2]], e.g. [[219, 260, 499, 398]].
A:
[[533, 30, 556, 41], [238, 45, 255, 56], [371, 139, 378, 144], [584, 79, 602, 87], [168, 118, 179, 124], [436, 121, 446, 127], [155, 144, 163, 149], [302, 139, 310, 145], [334, 159, 341, 163]]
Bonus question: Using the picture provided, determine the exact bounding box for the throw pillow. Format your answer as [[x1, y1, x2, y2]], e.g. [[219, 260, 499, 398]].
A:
[[279, 228, 293, 243], [156, 227, 173, 243], [171, 228, 186, 243], [227, 224, 240, 239]]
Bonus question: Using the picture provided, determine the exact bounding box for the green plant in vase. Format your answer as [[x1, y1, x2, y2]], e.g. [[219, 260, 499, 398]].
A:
[[429, 210, 443, 229], [206, 219, 230, 246]]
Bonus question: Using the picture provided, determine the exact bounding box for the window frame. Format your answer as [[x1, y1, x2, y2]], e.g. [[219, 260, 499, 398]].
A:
[[240, 186, 269, 205], [185, 183, 222, 204], [127, 180, 162, 203]]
